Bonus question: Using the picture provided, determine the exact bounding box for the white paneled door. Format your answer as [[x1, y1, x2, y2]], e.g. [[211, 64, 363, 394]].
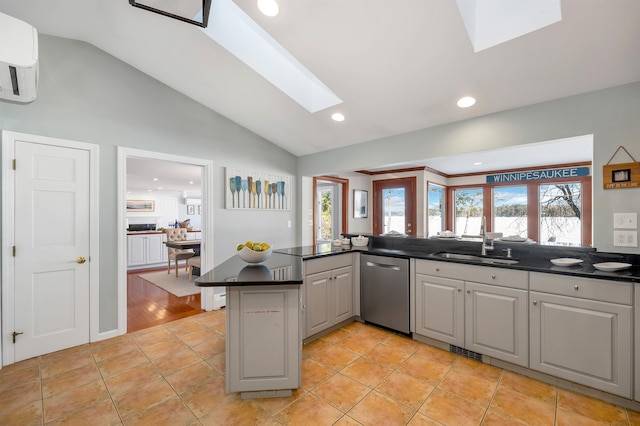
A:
[[12, 140, 91, 361]]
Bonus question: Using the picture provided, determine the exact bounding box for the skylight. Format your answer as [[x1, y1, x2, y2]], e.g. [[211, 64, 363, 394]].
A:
[[456, 0, 561, 52], [195, 0, 342, 113]]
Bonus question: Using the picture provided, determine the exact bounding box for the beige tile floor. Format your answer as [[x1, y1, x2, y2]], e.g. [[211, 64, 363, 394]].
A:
[[1, 309, 639, 425]]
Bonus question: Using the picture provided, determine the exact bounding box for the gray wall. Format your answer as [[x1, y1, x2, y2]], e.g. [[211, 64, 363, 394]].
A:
[[298, 82, 640, 253], [0, 36, 297, 332]]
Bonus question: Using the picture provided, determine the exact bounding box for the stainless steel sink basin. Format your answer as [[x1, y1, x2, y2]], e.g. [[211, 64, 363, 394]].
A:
[[432, 252, 519, 265]]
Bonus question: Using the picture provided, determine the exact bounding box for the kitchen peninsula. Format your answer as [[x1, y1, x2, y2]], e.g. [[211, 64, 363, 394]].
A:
[[195, 253, 303, 398]]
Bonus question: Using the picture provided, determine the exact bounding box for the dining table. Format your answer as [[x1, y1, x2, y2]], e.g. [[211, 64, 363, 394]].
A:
[[164, 239, 202, 256]]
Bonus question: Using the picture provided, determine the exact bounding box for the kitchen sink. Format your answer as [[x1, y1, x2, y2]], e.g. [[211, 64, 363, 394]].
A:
[[432, 252, 519, 265]]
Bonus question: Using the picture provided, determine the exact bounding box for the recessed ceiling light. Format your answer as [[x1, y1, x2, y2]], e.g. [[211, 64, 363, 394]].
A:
[[189, 181, 194, 184], [258, 0, 279, 17], [457, 96, 476, 108], [153, 178, 158, 181], [157, 187, 163, 190], [332, 113, 345, 122], [474, 162, 483, 166]]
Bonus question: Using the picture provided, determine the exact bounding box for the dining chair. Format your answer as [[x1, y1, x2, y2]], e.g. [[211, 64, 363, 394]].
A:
[[188, 256, 201, 281], [165, 228, 194, 277]]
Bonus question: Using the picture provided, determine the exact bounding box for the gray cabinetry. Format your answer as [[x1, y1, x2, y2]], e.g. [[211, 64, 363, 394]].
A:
[[414, 259, 528, 367], [303, 254, 354, 339], [636, 283, 640, 402], [415, 273, 464, 346], [465, 281, 528, 367], [530, 272, 632, 398], [226, 284, 300, 397]]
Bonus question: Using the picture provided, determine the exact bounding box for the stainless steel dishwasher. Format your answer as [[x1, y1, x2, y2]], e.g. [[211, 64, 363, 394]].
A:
[[360, 254, 410, 334]]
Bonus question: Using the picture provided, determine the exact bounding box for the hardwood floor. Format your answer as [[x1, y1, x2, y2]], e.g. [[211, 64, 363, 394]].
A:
[[127, 267, 203, 333]]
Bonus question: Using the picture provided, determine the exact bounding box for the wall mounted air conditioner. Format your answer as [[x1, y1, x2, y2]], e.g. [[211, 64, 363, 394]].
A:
[[0, 12, 39, 103]]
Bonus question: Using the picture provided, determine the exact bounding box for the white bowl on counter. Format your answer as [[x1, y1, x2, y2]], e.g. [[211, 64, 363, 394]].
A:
[[238, 246, 273, 264], [351, 236, 369, 247]]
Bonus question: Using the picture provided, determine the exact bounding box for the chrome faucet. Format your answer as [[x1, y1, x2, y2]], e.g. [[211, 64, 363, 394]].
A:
[[480, 216, 493, 256]]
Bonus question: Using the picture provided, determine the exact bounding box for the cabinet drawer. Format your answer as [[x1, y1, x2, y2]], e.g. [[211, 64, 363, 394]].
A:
[[415, 259, 527, 289], [530, 272, 632, 305], [304, 253, 352, 275]]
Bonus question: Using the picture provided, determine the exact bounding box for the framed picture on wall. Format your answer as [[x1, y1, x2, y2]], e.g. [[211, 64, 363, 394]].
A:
[[198, 205, 202, 215], [126, 200, 154, 212], [354, 190, 368, 218], [187, 205, 195, 215]]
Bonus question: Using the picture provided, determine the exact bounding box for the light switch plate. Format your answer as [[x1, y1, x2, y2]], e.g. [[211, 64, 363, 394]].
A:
[[614, 230, 638, 247], [613, 213, 637, 229]]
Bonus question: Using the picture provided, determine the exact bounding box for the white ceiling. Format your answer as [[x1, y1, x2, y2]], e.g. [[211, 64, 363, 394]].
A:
[[1, 0, 638, 164], [127, 157, 202, 196]]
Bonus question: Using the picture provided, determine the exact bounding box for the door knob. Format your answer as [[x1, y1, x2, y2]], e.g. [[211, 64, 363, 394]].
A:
[[76, 256, 87, 264]]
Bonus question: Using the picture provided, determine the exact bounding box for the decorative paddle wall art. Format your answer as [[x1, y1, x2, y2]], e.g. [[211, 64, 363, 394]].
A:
[[226, 167, 292, 210]]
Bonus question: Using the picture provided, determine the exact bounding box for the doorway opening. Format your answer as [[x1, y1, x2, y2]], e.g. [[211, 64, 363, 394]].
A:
[[313, 176, 348, 243], [117, 147, 214, 335]]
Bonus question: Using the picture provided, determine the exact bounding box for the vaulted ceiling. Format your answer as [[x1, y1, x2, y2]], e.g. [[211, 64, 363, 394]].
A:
[[1, 0, 639, 159]]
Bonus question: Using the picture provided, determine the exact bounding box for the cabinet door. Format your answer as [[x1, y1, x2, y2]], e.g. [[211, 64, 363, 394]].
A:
[[146, 234, 165, 264], [127, 235, 146, 266], [415, 273, 464, 346], [305, 271, 332, 336], [465, 282, 528, 367], [332, 266, 353, 324], [530, 291, 632, 398], [636, 283, 640, 402], [227, 285, 300, 393]]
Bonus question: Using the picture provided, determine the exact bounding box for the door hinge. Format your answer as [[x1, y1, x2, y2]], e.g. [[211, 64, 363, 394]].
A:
[[12, 159, 16, 170], [12, 246, 16, 257]]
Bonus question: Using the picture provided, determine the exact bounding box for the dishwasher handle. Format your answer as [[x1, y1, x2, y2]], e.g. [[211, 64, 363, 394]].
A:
[[365, 261, 401, 271]]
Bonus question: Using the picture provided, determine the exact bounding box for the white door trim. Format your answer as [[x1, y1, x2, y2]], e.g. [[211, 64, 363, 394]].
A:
[[116, 147, 215, 335], [1, 130, 100, 367]]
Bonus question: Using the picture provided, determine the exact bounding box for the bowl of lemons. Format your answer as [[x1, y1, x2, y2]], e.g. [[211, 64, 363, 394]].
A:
[[236, 241, 272, 264]]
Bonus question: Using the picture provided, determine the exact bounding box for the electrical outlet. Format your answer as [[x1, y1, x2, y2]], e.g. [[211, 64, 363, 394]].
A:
[[613, 213, 637, 229], [614, 230, 638, 247]]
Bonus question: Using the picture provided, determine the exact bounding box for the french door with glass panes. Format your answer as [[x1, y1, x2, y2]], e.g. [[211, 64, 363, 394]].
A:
[[373, 177, 416, 235]]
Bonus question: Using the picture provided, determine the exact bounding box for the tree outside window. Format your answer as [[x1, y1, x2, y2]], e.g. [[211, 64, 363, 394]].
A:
[[539, 183, 582, 244], [454, 188, 483, 235]]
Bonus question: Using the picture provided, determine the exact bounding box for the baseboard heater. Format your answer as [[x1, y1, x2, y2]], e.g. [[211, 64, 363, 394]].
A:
[[213, 293, 226, 310]]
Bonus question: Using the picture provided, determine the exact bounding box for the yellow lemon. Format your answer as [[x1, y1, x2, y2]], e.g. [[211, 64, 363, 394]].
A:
[[261, 243, 270, 251], [236, 244, 244, 251]]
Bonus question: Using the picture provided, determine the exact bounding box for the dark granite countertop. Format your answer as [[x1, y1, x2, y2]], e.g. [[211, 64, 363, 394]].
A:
[[195, 252, 304, 287], [196, 237, 640, 287], [277, 237, 640, 283]]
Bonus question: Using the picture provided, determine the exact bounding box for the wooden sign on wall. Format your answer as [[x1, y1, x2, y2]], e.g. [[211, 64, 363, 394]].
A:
[[603, 146, 640, 190]]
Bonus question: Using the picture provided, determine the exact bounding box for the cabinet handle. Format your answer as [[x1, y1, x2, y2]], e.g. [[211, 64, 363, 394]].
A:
[[435, 268, 440, 272], [466, 290, 470, 294], [574, 285, 579, 290], [533, 300, 538, 305], [457, 288, 461, 292], [491, 275, 496, 279]]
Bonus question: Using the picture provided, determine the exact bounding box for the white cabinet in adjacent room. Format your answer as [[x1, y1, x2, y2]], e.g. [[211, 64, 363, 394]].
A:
[[127, 233, 167, 268], [530, 272, 632, 398]]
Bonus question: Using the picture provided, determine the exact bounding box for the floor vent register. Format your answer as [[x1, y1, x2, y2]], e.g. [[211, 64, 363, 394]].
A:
[[449, 344, 483, 361]]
